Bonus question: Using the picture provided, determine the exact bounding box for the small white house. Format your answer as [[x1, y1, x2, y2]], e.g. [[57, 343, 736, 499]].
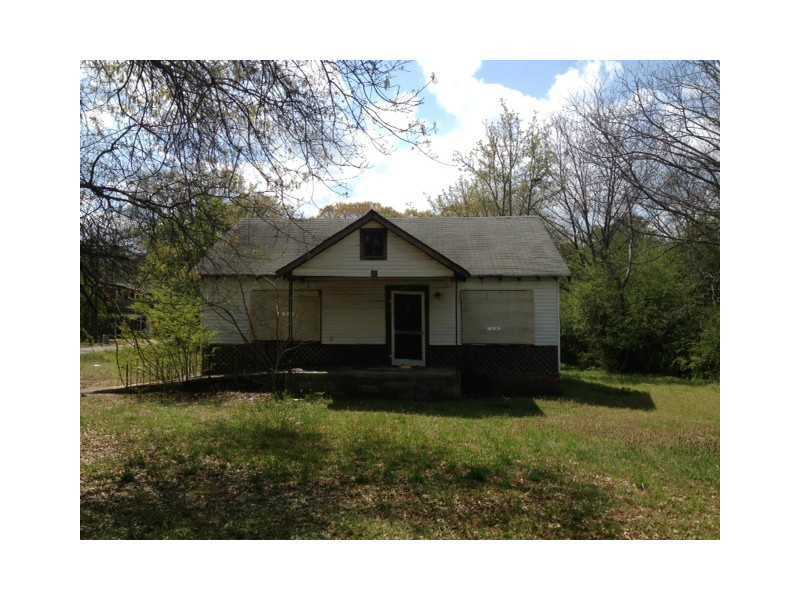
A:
[[198, 210, 569, 392]]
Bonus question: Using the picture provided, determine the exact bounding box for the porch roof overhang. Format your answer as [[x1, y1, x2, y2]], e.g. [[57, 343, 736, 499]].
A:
[[275, 210, 471, 280]]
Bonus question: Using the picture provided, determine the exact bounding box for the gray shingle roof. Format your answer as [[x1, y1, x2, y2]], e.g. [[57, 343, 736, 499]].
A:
[[198, 214, 569, 277]]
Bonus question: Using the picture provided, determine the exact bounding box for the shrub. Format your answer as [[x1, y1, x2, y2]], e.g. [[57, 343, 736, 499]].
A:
[[688, 310, 720, 379], [561, 236, 718, 378]]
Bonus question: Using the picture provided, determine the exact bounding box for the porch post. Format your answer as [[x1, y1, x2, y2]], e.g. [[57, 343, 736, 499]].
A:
[[454, 277, 458, 346], [288, 276, 294, 341]]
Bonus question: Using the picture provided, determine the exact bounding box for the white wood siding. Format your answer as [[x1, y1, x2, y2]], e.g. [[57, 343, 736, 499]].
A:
[[429, 280, 457, 345], [293, 226, 453, 278], [200, 277, 278, 344], [318, 279, 456, 345], [201, 276, 560, 348]]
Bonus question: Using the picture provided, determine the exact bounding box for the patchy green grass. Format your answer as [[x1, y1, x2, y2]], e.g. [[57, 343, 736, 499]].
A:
[[80, 368, 719, 539], [80, 350, 128, 390]]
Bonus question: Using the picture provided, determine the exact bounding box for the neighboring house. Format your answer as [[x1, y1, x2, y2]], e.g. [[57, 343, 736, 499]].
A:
[[80, 279, 148, 342], [198, 210, 569, 392]]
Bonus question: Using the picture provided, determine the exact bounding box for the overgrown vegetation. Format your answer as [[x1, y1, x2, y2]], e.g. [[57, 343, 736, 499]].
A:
[[430, 62, 719, 378], [560, 233, 719, 377], [116, 194, 228, 384], [80, 368, 719, 539]]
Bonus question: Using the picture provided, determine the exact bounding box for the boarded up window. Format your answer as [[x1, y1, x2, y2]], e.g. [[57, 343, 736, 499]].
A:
[[249, 289, 321, 341], [250, 290, 289, 340], [292, 290, 322, 341], [461, 290, 534, 344]]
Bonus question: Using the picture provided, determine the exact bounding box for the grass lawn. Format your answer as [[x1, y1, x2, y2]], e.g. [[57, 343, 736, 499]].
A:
[[80, 347, 162, 390], [80, 364, 719, 539], [80, 350, 125, 390]]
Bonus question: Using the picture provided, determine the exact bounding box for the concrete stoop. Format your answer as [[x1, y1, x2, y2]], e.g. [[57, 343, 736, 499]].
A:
[[286, 367, 461, 401]]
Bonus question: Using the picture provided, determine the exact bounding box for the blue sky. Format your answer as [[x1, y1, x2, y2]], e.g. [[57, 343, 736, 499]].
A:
[[298, 60, 620, 215], [478, 61, 582, 98], [395, 60, 583, 137]]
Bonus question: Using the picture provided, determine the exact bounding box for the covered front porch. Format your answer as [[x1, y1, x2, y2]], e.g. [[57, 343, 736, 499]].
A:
[[203, 275, 458, 369], [201, 274, 561, 396]]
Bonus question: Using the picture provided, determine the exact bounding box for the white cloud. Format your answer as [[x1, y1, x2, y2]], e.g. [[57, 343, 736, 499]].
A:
[[298, 60, 620, 215]]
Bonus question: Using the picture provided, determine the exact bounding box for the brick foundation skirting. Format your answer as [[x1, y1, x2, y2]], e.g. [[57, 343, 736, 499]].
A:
[[458, 345, 559, 394], [204, 342, 559, 394], [459, 345, 559, 377]]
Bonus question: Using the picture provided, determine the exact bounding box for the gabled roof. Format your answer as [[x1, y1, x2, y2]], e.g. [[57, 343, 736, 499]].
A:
[[275, 210, 470, 278], [198, 211, 570, 278]]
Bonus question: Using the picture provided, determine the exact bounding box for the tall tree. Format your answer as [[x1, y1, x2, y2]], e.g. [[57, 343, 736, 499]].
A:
[[576, 61, 720, 245], [432, 61, 721, 378], [548, 107, 643, 325], [430, 101, 557, 216], [81, 61, 430, 254], [315, 201, 432, 219], [316, 201, 402, 219], [552, 61, 720, 376], [549, 110, 639, 265], [81, 60, 431, 336]]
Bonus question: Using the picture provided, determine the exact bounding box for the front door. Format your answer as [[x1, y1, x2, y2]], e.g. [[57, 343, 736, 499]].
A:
[[391, 291, 425, 366]]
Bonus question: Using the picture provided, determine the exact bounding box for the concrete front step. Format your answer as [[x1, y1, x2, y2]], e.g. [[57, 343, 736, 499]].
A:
[[287, 367, 461, 401]]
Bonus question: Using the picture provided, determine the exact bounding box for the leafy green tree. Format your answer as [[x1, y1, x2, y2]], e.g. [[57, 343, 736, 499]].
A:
[[561, 231, 716, 377], [317, 201, 403, 219], [686, 309, 720, 378], [315, 201, 432, 219], [430, 101, 557, 217], [118, 193, 231, 384], [125, 273, 211, 384]]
